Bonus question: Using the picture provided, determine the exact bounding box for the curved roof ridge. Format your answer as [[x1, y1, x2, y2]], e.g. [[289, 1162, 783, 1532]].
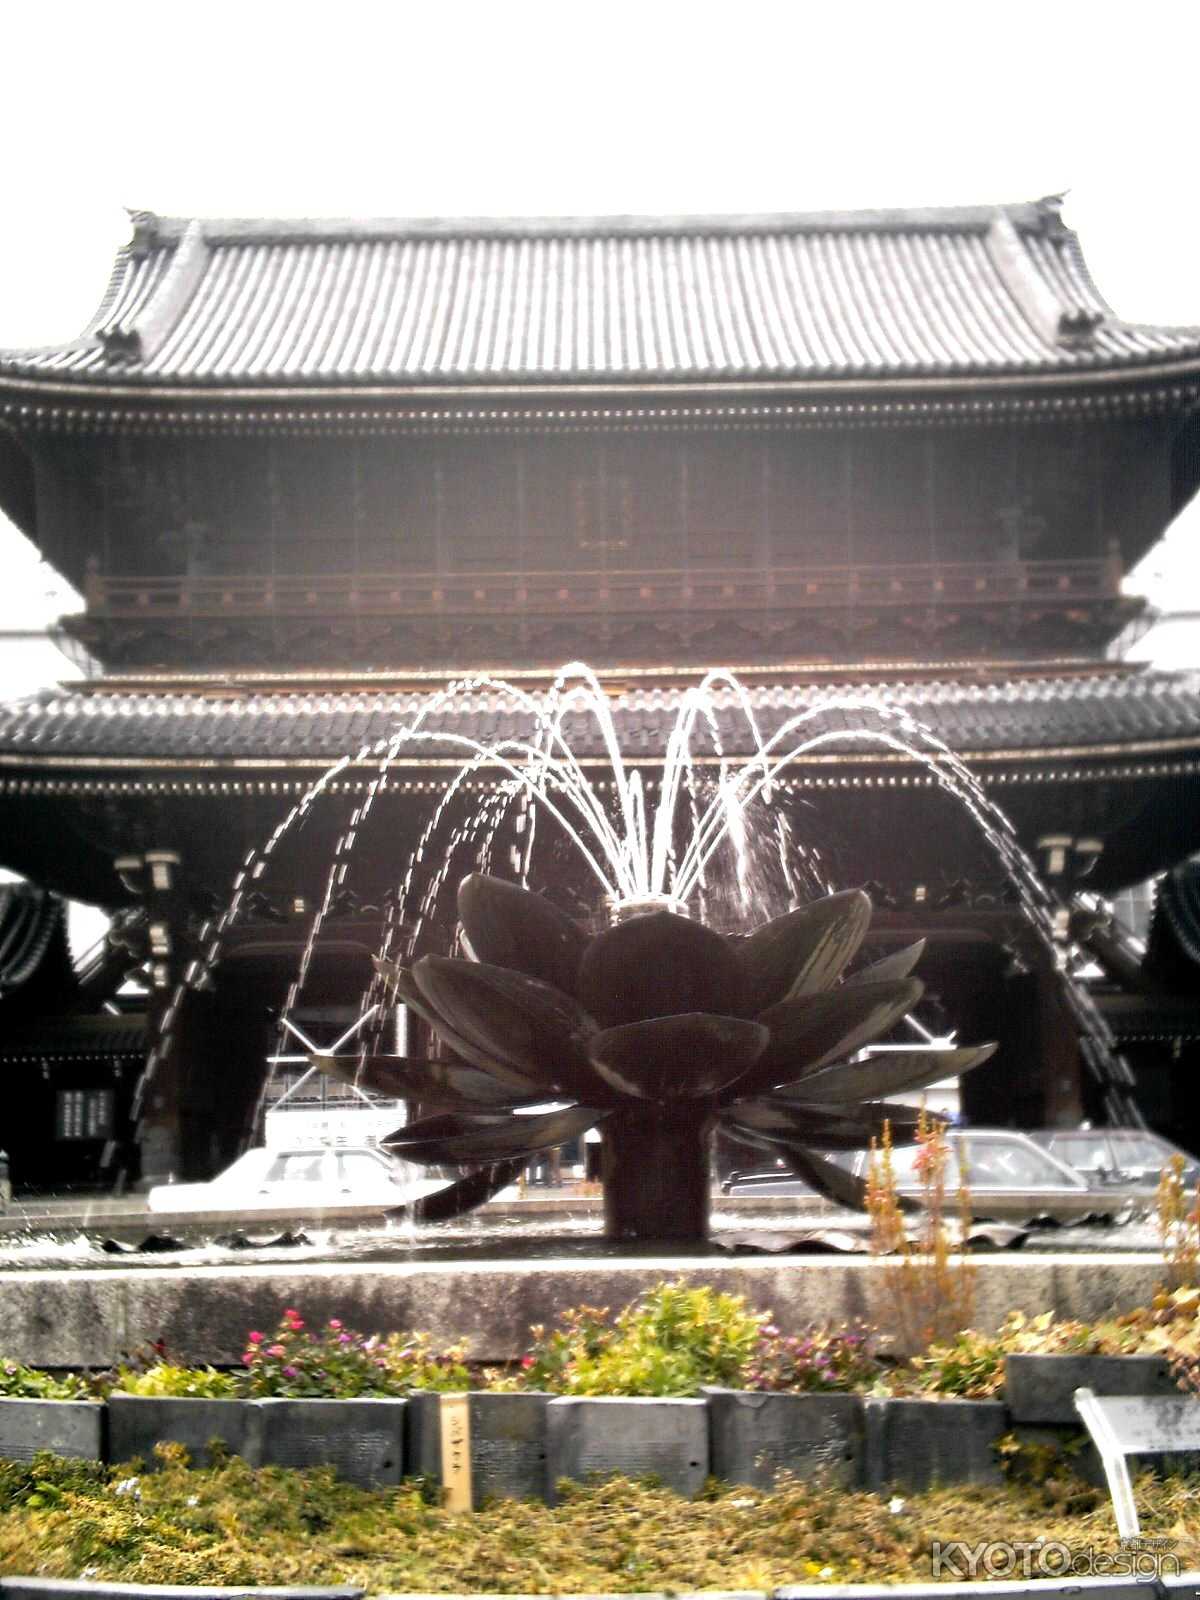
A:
[[131, 201, 1057, 245]]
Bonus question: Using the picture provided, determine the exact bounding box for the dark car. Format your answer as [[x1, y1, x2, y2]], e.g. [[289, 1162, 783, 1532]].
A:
[[723, 1128, 1121, 1224], [1030, 1128, 1200, 1192]]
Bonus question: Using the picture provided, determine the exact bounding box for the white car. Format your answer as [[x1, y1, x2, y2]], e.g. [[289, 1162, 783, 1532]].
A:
[[146, 1144, 443, 1215]]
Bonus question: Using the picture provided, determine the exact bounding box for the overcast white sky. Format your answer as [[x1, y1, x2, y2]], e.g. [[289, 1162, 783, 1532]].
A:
[[1, 0, 1198, 675]]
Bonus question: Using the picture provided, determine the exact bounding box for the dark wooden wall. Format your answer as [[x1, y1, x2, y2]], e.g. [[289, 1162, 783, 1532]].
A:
[[29, 417, 1174, 593]]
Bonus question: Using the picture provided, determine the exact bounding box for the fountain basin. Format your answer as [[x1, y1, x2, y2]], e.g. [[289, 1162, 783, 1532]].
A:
[[0, 1252, 1166, 1369]]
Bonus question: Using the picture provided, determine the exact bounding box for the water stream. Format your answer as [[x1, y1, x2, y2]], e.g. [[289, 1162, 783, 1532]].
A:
[[136, 663, 1140, 1179]]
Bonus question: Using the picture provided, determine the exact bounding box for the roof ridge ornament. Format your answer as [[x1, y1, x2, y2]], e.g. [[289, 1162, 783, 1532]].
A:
[[985, 207, 1103, 349], [99, 220, 210, 366], [127, 210, 163, 259]]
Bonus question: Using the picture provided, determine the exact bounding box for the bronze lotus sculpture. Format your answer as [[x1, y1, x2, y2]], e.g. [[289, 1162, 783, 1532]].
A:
[[317, 874, 995, 1244]]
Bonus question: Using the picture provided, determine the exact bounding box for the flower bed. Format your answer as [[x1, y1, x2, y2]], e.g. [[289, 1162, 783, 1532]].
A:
[[3, 1282, 1199, 1502]]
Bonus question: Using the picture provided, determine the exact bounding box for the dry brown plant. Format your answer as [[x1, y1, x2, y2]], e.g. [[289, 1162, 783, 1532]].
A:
[[1156, 1152, 1200, 1289], [866, 1108, 976, 1354]]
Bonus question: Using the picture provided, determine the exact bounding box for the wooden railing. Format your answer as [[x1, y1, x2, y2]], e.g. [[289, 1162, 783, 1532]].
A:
[[84, 556, 1123, 621]]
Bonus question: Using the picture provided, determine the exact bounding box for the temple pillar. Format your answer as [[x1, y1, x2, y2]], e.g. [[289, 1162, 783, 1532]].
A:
[[117, 849, 187, 1185], [1035, 944, 1086, 1128]]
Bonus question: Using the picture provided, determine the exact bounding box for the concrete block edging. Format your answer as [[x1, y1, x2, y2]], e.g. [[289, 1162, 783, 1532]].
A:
[[6, 1575, 1184, 1600]]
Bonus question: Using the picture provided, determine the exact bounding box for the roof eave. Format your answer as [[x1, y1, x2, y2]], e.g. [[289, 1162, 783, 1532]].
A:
[[3, 735, 1200, 775], [3, 358, 1200, 410]]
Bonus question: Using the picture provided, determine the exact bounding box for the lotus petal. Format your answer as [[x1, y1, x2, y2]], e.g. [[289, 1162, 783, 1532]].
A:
[[717, 1228, 868, 1255], [782, 1144, 871, 1210], [578, 910, 748, 1027], [375, 957, 550, 1094], [843, 940, 926, 987], [783, 1144, 920, 1214], [731, 977, 924, 1099], [588, 1013, 769, 1100], [310, 1052, 546, 1111], [386, 1158, 527, 1224], [718, 1114, 790, 1156], [412, 955, 611, 1103], [457, 874, 587, 997], [742, 890, 872, 1011], [777, 1043, 997, 1104], [723, 1096, 929, 1149], [385, 1104, 605, 1165]]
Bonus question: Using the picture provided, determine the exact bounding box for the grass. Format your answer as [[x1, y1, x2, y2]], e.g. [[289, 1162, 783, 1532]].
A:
[[2, 1450, 1200, 1592]]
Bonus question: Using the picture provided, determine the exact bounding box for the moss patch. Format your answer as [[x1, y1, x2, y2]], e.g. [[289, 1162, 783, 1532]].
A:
[[1, 1451, 1198, 1592]]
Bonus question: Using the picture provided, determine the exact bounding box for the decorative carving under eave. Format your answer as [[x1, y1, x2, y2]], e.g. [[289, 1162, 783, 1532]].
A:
[[64, 596, 1143, 673]]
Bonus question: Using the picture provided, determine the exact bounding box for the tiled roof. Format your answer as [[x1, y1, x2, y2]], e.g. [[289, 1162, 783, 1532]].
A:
[[3, 201, 1199, 390], [1, 668, 1198, 769], [0, 1012, 147, 1061]]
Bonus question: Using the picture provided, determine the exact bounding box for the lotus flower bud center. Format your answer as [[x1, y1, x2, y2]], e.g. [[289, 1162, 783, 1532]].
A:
[[605, 893, 691, 925]]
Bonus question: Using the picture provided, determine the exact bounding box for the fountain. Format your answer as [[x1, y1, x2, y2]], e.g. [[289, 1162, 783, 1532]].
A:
[[184, 658, 1023, 1248], [92, 656, 1152, 1256], [338, 873, 995, 1244], [104, 659, 1142, 1250]]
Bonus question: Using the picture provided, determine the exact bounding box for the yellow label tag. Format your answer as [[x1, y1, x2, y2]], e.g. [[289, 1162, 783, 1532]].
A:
[[439, 1392, 472, 1512]]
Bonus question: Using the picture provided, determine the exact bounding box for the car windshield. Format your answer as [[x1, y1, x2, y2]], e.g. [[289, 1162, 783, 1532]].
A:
[[336, 1151, 393, 1183], [210, 1149, 272, 1187], [1047, 1134, 1113, 1171], [1107, 1135, 1180, 1167], [263, 1151, 328, 1184], [885, 1137, 1076, 1189], [960, 1138, 1077, 1187]]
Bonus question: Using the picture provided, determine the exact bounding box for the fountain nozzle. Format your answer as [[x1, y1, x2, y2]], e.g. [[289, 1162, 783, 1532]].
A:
[[605, 893, 690, 924]]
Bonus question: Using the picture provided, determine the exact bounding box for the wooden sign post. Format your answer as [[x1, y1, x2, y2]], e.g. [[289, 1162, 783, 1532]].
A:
[[439, 1392, 472, 1512]]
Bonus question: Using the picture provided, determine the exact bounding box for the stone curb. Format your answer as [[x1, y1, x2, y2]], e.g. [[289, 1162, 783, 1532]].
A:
[[1, 1379, 1186, 1497], [0, 1584, 363, 1599], [335, 1580, 1200, 1600], [2, 1576, 1196, 1599], [1005, 1354, 1179, 1424], [374, 1584, 1200, 1600], [0, 1255, 1167, 1368]]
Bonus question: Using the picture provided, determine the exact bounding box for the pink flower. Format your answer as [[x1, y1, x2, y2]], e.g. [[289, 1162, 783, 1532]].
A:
[[283, 1308, 299, 1319], [247, 1331, 264, 1344], [338, 1333, 352, 1345], [242, 1350, 257, 1365], [282, 1366, 298, 1378], [268, 1344, 286, 1358], [328, 1319, 343, 1331], [521, 1355, 535, 1370]]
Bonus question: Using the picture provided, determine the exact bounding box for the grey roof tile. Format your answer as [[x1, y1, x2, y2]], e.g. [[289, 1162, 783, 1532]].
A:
[[0, 669, 1197, 768], [3, 202, 1198, 390]]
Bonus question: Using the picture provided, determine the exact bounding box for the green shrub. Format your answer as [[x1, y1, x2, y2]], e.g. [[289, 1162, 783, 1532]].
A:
[[741, 1323, 881, 1392], [0, 1359, 91, 1400], [513, 1281, 767, 1396], [240, 1309, 470, 1397], [380, 1330, 472, 1392], [0, 1450, 107, 1511], [910, 1310, 1141, 1399], [116, 1364, 240, 1399], [909, 1327, 1011, 1397], [507, 1303, 613, 1393]]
